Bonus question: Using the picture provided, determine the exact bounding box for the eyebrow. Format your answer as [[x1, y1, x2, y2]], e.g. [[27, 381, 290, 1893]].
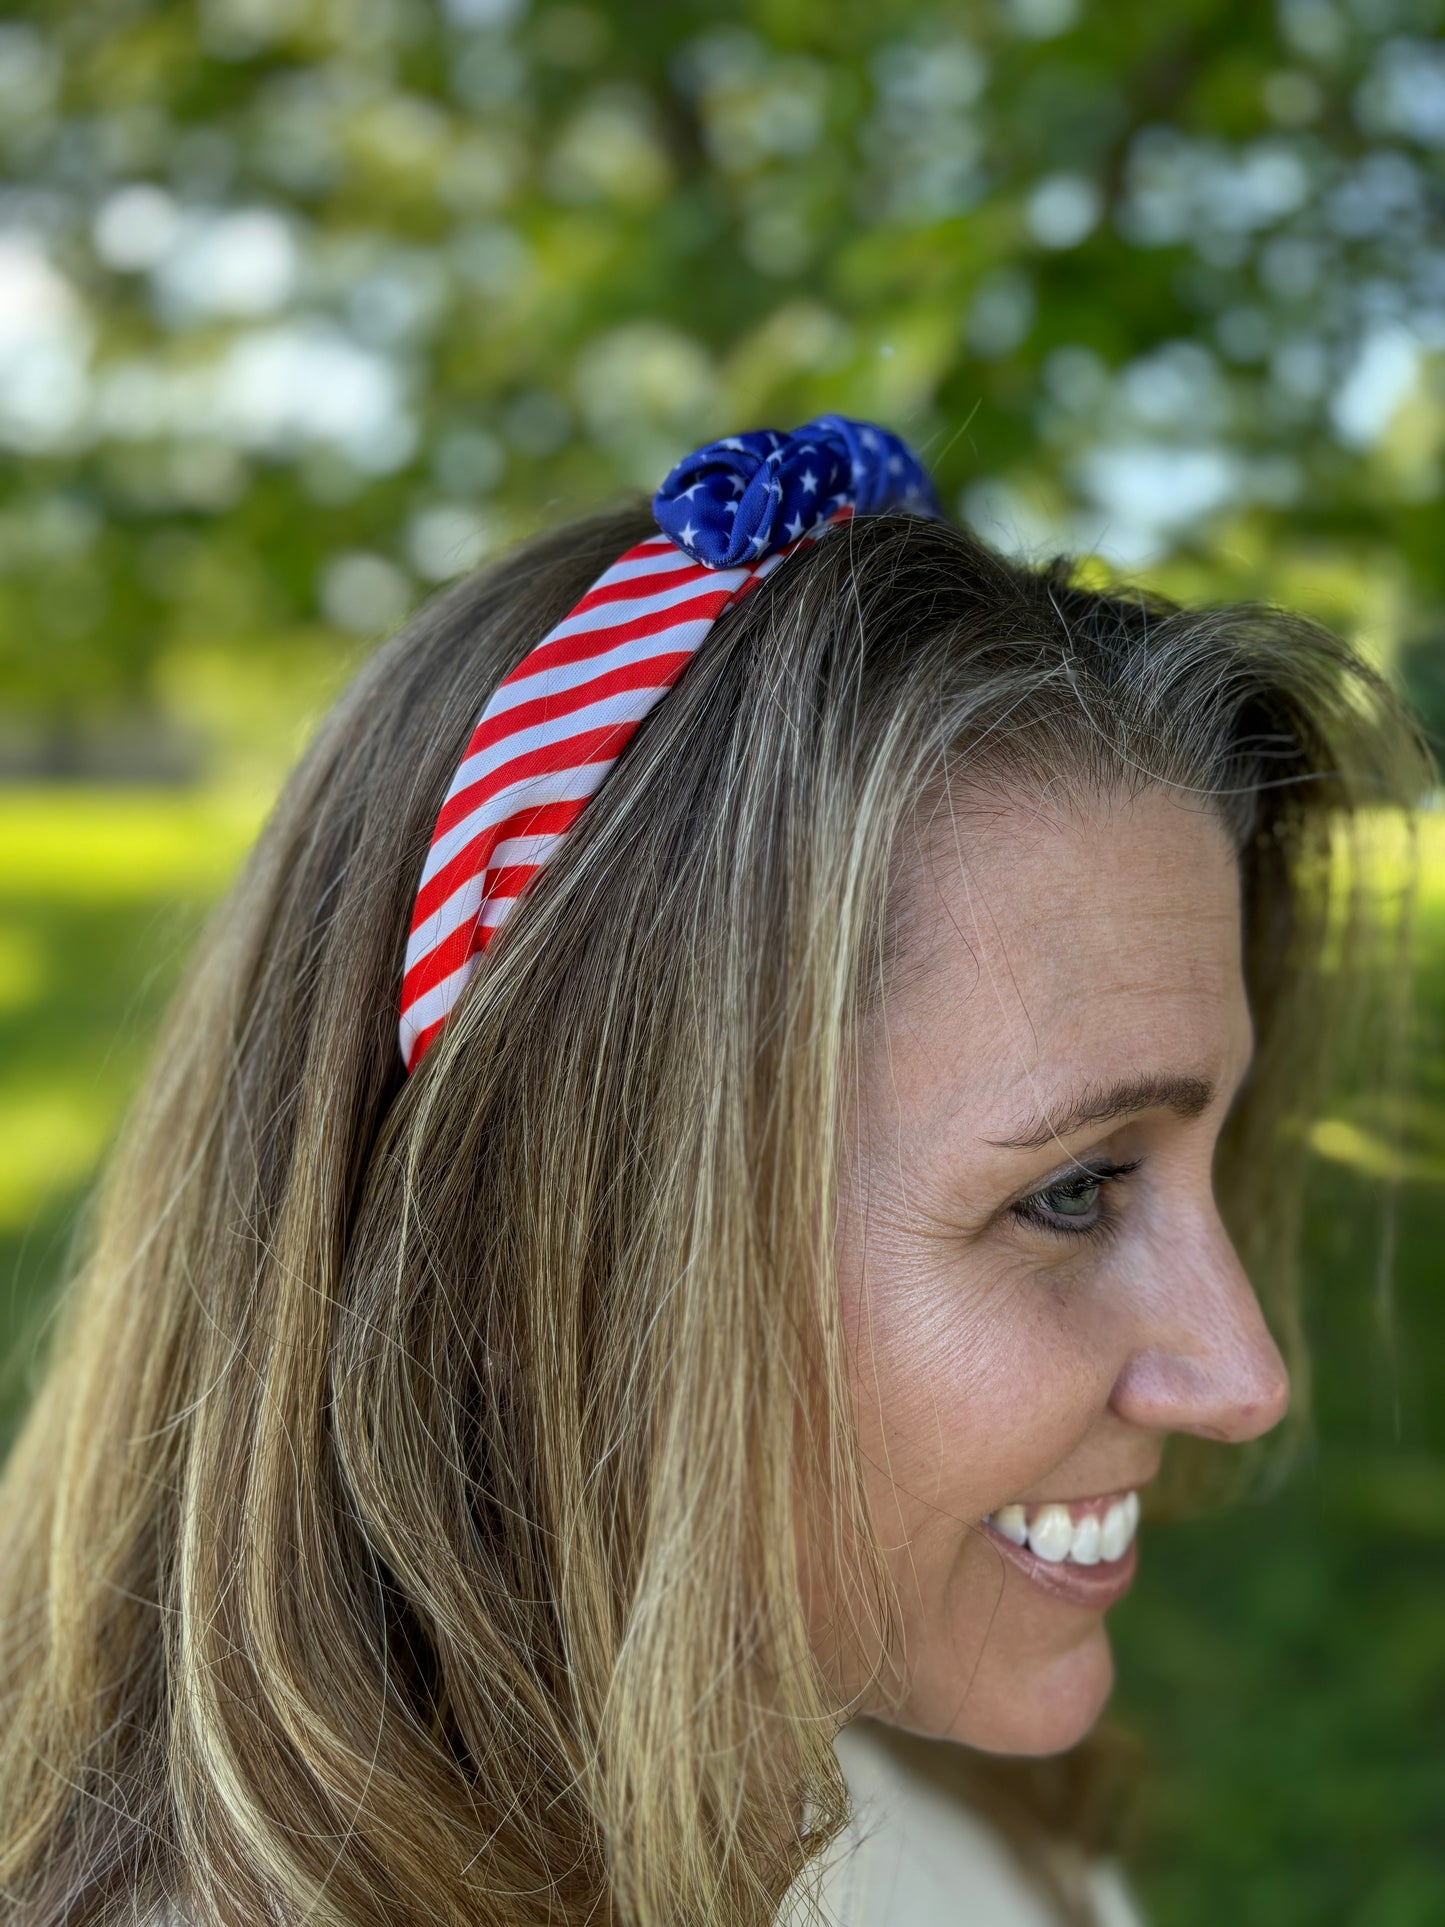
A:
[[983, 1070, 1223, 1151]]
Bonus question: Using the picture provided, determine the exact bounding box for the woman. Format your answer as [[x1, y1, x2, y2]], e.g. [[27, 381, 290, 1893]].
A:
[[0, 418, 1430, 1927]]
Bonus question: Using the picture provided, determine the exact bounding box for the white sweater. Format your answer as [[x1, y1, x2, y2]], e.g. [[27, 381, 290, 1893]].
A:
[[777, 1717, 1147, 1926]]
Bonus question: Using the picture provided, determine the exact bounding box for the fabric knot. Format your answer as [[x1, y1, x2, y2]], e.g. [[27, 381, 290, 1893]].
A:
[[652, 414, 941, 568]]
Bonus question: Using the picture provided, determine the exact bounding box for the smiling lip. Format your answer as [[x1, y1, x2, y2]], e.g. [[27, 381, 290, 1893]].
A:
[[978, 1517, 1139, 1610]]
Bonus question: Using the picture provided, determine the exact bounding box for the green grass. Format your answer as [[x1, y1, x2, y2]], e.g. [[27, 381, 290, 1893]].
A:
[[1, 788, 1443, 1923], [0, 785, 269, 1395]]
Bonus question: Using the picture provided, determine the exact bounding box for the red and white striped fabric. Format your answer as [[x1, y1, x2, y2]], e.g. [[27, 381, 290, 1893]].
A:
[[398, 505, 854, 1072]]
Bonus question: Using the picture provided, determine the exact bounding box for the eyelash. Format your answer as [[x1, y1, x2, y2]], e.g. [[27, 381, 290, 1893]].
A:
[[1009, 1157, 1146, 1245]]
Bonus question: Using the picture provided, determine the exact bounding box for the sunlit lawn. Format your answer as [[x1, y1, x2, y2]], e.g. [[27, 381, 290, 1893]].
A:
[[0, 785, 270, 1391], [0, 786, 1442, 1925]]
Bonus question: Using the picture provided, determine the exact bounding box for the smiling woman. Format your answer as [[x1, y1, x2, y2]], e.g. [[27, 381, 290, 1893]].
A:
[[0, 458, 1432, 1927], [818, 787, 1281, 1757]]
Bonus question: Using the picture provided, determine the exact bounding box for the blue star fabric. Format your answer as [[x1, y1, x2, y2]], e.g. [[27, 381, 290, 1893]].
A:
[[651, 414, 942, 570]]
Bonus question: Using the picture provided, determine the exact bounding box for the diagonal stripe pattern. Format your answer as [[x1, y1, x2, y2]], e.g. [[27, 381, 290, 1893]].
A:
[[398, 414, 941, 1074], [398, 508, 852, 1071]]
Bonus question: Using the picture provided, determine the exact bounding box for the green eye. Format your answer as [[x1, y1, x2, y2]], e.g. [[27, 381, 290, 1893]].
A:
[[1011, 1157, 1145, 1242], [1038, 1176, 1100, 1218]]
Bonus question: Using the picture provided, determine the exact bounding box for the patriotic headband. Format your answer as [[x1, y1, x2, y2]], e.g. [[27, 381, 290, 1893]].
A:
[[398, 414, 940, 1073]]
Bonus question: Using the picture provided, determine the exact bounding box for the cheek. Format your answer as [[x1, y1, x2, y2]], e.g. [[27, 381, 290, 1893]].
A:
[[844, 1255, 1106, 1524]]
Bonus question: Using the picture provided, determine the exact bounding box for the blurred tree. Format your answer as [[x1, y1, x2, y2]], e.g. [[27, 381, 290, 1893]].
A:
[[0, 0, 1441, 770]]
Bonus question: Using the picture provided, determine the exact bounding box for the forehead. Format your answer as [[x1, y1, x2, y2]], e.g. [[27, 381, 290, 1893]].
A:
[[866, 785, 1251, 1147]]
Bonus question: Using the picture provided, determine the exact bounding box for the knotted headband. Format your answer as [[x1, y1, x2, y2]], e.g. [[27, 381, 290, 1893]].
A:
[[398, 413, 940, 1073]]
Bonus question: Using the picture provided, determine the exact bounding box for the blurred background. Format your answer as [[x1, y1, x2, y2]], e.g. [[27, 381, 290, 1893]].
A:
[[1, 0, 1443, 1917]]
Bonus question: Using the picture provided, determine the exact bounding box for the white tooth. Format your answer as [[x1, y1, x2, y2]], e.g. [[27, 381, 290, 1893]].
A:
[[1098, 1500, 1131, 1562], [991, 1503, 1028, 1545], [1069, 1513, 1102, 1564], [1026, 1503, 1073, 1563], [1124, 1489, 1141, 1534]]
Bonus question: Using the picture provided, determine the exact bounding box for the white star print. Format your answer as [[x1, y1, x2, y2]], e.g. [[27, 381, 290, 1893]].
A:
[[724, 501, 737, 515], [801, 469, 818, 494], [748, 530, 769, 555], [860, 429, 878, 450], [721, 436, 746, 451], [679, 520, 698, 546], [785, 512, 805, 540], [887, 454, 902, 476]]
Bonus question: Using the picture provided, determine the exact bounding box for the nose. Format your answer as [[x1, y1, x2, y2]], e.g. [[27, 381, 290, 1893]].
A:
[[1107, 1203, 1292, 1444]]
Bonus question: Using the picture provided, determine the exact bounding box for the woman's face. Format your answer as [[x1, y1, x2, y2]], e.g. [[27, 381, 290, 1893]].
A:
[[819, 781, 1290, 1757]]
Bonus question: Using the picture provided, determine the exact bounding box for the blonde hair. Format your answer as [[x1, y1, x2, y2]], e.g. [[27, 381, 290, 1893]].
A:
[[0, 501, 1432, 1926]]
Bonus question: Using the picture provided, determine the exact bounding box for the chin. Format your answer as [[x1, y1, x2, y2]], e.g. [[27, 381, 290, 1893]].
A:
[[887, 1621, 1116, 1757]]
